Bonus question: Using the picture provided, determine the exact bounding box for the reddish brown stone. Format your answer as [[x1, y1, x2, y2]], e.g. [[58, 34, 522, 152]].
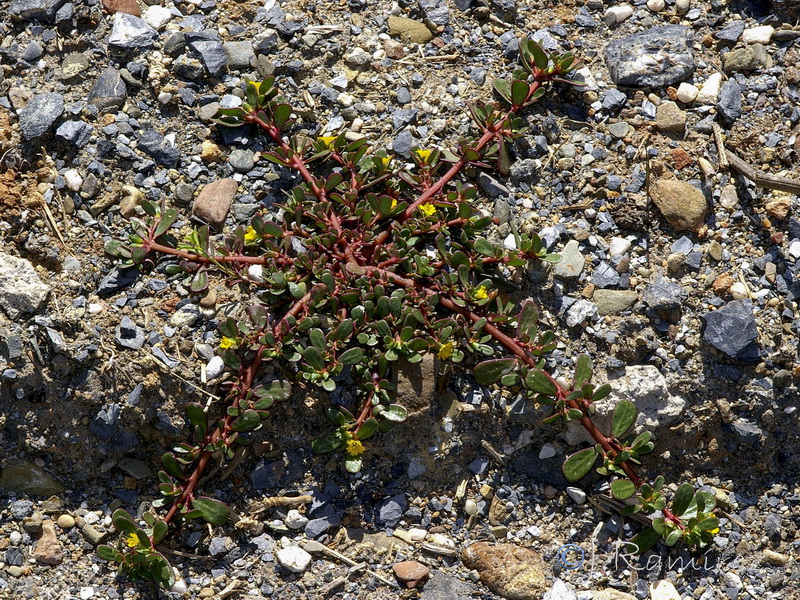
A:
[[102, 0, 141, 17], [670, 148, 693, 170], [192, 178, 238, 227], [392, 560, 430, 589], [33, 520, 63, 566]]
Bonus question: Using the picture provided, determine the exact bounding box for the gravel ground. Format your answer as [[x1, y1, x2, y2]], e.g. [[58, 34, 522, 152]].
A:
[[1, 0, 800, 598]]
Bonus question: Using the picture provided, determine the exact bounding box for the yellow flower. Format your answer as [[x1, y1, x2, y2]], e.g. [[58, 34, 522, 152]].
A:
[[474, 285, 489, 300], [376, 156, 391, 169], [219, 337, 237, 350], [345, 438, 365, 456], [709, 527, 720, 535], [244, 226, 259, 243], [125, 532, 141, 548], [415, 148, 433, 162], [418, 203, 436, 217], [390, 198, 398, 210], [319, 136, 337, 149], [437, 341, 454, 360]]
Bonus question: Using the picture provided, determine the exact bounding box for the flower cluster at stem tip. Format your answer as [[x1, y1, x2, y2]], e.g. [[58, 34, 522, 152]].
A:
[[345, 438, 365, 456]]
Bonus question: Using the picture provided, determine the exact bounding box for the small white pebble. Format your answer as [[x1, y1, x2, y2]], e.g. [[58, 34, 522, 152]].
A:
[[158, 92, 173, 104], [646, 0, 665, 11], [408, 527, 427, 541], [696, 72, 722, 104], [170, 577, 188, 594], [206, 356, 225, 380], [64, 169, 83, 192], [675, 0, 691, 14], [539, 443, 556, 459], [608, 237, 632, 256], [604, 4, 633, 25], [730, 282, 749, 300], [427, 533, 455, 550], [284, 509, 309, 530], [88, 303, 103, 314], [464, 499, 478, 516], [79, 587, 94, 600], [676, 82, 699, 103], [741, 25, 774, 44], [566, 486, 587, 504], [247, 264, 265, 283], [83, 511, 100, 525], [276, 546, 312, 573]]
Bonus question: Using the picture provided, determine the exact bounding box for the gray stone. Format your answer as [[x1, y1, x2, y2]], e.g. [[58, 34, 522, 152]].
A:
[[137, 129, 181, 167], [9, 0, 65, 21], [592, 261, 620, 288], [17, 93, 64, 139], [97, 267, 138, 297], [21, 41, 44, 62], [603, 25, 695, 87], [715, 20, 744, 42], [117, 457, 152, 479], [378, 494, 407, 527], [304, 516, 340, 538], [601, 88, 627, 111], [115, 316, 145, 350], [5, 546, 24, 566], [700, 299, 760, 361], [764, 513, 781, 539], [186, 31, 227, 77], [87, 67, 127, 111], [108, 13, 158, 49], [229, 149, 256, 172], [717, 80, 742, 125], [566, 299, 598, 327], [420, 0, 450, 26], [173, 54, 206, 80], [223, 41, 255, 70], [642, 277, 687, 311], [208, 537, 232, 556], [90, 403, 121, 441], [608, 121, 630, 139], [392, 128, 417, 158], [553, 240, 585, 280], [420, 570, 473, 600], [61, 53, 90, 80], [10, 500, 34, 519], [253, 29, 280, 54], [477, 172, 510, 198], [56, 121, 93, 147], [251, 459, 285, 489], [0, 252, 50, 318]]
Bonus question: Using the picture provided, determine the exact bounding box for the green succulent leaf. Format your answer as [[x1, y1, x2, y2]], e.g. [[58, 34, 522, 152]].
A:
[[152, 520, 168, 545], [562, 447, 597, 482], [112, 509, 136, 534], [474, 358, 516, 384], [610, 479, 636, 500], [312, 434, 343, 454], [231, 409, 261, 432], [671, 483, 695, 517], [611, 400, 636, 439], [574, 355, 592, 389], [191, 497, 231, 526], [524, 369, 557, 396], [96, 545, 118, 562], [630, 527, 661, 554]]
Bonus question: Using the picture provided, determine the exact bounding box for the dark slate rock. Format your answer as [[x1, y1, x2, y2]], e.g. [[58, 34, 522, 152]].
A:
[[642, 277, 687, 310], [420, 570, 474, 600], [764, 513, 781, 538], [17, 93, 64, 139], [87, 67, 127, 111], [377, 494, 407, 526], [54, 1, 71, 22], [392, 108, 417, 129], [477, 172, 510, 198], [97, 267, 139, 297], [700, 299, 760, 361], [9, 0, 65, 22], [304, 516, 340, 538], [396, 86, 412, 105], [715, 20, 744, 42], [21, 41, 44, 62], [419, 0, 450, 26], [602, 88, 627, 111], [5, 546, 24, 566], [186, 31, 227, 77], [603, 25, 695, 88], [592, 261, 621, 288], [115, 316, 145, 350], [151, 347, 180, 369], [111, 430, 140, 452], [250, 459, 285, 490], [717, 79, 742, 125], [392, 128, 417, 158], [164, 32, 187, 56], [55, 120, 93, 147], [137, 129, 181, 167], [172, 54, 206, 80], [731, 419, 762, 443], [108, 13, 158, 49], [90, 403, 121, 441]]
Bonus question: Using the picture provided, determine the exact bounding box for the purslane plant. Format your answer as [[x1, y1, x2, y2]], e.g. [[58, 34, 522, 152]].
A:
[[100, 39, 719, 588]]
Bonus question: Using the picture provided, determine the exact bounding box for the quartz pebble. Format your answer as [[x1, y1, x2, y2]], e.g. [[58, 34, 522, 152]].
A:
[[741, 25, 774, 44]]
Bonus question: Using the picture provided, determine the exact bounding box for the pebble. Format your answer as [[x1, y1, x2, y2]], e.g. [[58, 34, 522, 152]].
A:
[[108, 13, 158, 49], [696, 72, 723, 104], [33, 520, 63, 565], [566, 487, 587, 504], [87, 66, 127, 111], [462, 542, 547, 600], [229, 149, 256, 172], [655, 101, 685, 135], [741, 25, 774, 44], [674, 0, 690, 14], [276, 544, 312, 573], [553, 240, 585, 280], [392, 560, 430, 588], [650, 581, 681, 600], [675, 82, 699, 103], [193, 178, 238, 226], [0, 253, 50, 318], [603, 26, 695, 88], [17, 93, 64, 139], [645, 0, 665, 12], [650, 180, 707, 232], [717, 80, 742, 124], [604, 4, 633, 26], [56, 514, 76, 529], [701, 300, 760, 361]]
